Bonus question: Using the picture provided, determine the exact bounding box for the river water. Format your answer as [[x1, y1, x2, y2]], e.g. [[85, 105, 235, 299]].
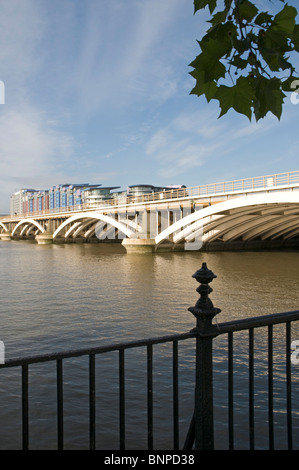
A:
[[0, 240, 299, 450]]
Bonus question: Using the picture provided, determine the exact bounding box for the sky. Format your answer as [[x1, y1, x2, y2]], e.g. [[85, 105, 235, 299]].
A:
[[0, 0, 298, 213]]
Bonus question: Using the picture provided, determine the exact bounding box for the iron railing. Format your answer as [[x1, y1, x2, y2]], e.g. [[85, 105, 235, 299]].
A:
[[1, 263, 299, 450]]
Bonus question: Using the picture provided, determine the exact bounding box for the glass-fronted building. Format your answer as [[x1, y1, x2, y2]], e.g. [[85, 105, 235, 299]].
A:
[[10, 182, 186, 215], [10, 184, 119, 215]]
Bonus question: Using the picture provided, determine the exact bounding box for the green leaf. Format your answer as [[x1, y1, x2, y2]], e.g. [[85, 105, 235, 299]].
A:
[[194, 0, 217, 14], [292, 24, 299, 52], [230, 55, 248, 70], [234, 37, 251, 55], [253, 77, 286, 121], [190, 51, 227, 82], [236, 0, 258, 23], [215, 76, 254, 120], [209, 9, 229, 26], [190, 71, 218, 102], [190, 33, 234, 84], [254, 12, 273, 27], [272, 4, 297, 35], [261, 28, 291, 58], [205, 20, 237, 42], [191, 0, 298, 122], [199, 37, 233, 60]]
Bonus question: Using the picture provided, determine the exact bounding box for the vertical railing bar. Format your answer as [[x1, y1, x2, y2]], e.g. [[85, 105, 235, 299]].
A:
[[173, 340, 179, 450], [89, 353, 96, 450], [22, 364, 29, 450], [286, 322, 293, 450], [119, 349, 125, 450], [249, 328, 254, 450], [57, 358, 63, 450], [268, 325, 274, 450], [147, 344, 153, 450], [228, 332, 234, 450]]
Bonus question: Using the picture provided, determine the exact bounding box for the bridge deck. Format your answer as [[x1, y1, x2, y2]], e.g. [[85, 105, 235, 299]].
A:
[[2, 170, 299, 222]]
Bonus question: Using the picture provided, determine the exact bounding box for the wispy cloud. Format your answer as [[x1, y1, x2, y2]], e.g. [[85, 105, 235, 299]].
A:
[[0, 108, 73, 183], [56, 0, 187, 115], [144, 103, 285, 182], [145, 108, 227, 180], [0, 0, 75, 211]]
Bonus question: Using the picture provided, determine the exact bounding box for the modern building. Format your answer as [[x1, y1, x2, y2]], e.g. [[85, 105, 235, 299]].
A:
[[82, 186, 120, 208], [10, 182, 186, 215], [10, 189, 41, 216]]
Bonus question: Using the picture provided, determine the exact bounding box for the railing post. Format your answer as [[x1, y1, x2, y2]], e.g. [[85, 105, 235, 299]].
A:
[[188, 263, 221, 450]]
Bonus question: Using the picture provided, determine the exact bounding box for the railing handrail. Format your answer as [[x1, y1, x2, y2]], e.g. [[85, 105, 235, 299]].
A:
[[4, 169, 299, 221], [206, 309, 299, 336], [0, 331, 196, 369], [2, 309, 299, 369]]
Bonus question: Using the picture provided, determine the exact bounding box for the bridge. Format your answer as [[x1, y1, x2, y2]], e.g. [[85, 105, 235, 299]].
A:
[[1, 170, 299, 252]]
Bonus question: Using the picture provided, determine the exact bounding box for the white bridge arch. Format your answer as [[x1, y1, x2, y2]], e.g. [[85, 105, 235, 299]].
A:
[[11, 219, 45, 237], [155, 192, 299, 246], [0, 222, 8, 232], [53, 212, 136, 240]]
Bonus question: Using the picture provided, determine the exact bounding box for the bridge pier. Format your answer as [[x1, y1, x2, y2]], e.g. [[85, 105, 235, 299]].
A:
[[121, 238, 185, 253], [122, 238, 156, 253], [35, 231, 53, 245], [0, 232, 12, 240]]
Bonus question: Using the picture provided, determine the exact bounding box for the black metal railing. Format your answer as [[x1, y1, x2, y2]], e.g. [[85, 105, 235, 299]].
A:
[[1, 332, 196, 450], [1, 263, 299, 450]]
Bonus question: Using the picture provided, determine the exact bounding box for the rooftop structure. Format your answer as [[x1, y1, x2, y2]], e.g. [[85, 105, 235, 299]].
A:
[[10, 182, 186, 216]]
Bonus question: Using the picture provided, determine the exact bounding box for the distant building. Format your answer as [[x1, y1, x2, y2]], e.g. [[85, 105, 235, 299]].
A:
[[10, 189, 40, 215], [10, 183, 118, 215], [127, 184, 167, 197], [82, 186, 120, 208], [10, 182, 186, 215]]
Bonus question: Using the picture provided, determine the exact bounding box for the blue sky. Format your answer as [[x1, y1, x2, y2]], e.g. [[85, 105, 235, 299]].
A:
[[0, 0, 298, 213]]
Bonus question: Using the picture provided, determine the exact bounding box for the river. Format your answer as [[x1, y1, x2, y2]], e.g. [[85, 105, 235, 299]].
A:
[[0, 240, 299, 449]]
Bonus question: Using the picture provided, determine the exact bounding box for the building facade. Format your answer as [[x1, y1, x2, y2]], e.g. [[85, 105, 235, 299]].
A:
[[10, 183, 186, 215]]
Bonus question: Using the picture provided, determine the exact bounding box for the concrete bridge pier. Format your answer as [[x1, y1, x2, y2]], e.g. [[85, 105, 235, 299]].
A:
[[122, 237, 156, 253], [121, 207, 186, 253], [35, 231, 54, 244], [0, 231, 12, 240], [35, 219, 61, 244], [121, 209, 155, 253]]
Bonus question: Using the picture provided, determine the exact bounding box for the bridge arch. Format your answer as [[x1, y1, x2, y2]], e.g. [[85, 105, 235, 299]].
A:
[[155, 192, 299, 246], [0, 222, 8, 232], [53, 212, 135, 240], [12, 219, 45, 237]]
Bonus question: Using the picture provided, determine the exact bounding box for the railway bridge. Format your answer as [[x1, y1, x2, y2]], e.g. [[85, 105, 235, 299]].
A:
[[1, 171, 299, 252]]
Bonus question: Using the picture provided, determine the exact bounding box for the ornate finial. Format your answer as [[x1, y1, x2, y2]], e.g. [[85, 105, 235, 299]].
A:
[[188, 263, 221, 330]]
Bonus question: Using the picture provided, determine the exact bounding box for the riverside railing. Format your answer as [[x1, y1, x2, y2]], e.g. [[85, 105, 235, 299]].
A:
[[3, 169, 299, 221], [0, 263, 299, 450]]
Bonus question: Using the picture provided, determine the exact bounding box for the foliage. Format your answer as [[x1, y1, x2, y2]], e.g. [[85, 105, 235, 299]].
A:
[[190, 0, 299, 121]]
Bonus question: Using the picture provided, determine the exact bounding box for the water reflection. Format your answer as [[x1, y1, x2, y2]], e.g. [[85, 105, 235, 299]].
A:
[[0, 241, 299, 449]]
